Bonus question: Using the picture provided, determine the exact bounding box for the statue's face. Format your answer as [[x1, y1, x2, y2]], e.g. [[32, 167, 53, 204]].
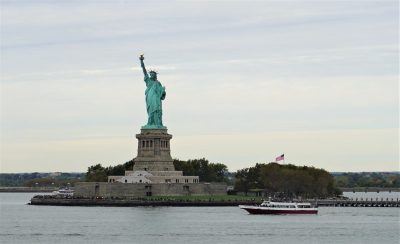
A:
[[150, 72, 157, 80]]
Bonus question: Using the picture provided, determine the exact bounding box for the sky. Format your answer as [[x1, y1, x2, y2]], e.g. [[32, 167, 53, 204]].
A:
[[0, 0, 399, 173]]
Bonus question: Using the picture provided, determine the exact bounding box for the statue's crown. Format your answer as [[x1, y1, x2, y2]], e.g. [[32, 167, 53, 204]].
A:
[[149, 70, 158, 74]]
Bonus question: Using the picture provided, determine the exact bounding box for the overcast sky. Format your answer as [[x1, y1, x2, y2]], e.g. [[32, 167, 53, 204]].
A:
[[1, 0, 398, 173]]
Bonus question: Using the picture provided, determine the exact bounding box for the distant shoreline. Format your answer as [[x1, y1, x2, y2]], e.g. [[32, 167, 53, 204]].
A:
[[1, 186, 399, 193], [339, 187, 399, 192], [0, 187, 59, 192]]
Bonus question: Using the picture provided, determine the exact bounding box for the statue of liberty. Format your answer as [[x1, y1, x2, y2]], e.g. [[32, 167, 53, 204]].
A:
[[139, 55, 166, 129]]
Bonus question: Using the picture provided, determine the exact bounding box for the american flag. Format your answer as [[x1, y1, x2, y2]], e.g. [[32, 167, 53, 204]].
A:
[[276, 154, 284, 161]]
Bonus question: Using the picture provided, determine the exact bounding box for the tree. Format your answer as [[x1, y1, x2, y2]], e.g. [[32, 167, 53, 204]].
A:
[[234, 162, 340, 198], [173, 158, 228, 182], [86, 164, 107, 182]]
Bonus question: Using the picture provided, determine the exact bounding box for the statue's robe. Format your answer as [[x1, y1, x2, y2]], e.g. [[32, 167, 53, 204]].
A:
[[144, 75, 166, 127]]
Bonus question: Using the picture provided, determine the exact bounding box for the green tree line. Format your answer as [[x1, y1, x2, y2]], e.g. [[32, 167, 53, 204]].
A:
[[85, 159, 134, 182], [85, 158, 228, 183], [173, 158, 228, 182], [0, 173, 84, 187], [334, 172, 400, 188], [234, 163, 341, 198], [84, 159, 339, 197]]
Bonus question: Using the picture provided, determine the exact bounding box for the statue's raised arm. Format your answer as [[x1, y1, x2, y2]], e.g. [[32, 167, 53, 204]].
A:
[[139, 55, 148, 78]]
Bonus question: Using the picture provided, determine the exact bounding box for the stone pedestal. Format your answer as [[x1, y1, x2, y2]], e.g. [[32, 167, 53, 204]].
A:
[[107, 127, 200, 185], [133, 128, 174, 172]]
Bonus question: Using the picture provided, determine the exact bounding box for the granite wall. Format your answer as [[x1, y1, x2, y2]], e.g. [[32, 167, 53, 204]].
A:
[[74, 182, 227, 198]]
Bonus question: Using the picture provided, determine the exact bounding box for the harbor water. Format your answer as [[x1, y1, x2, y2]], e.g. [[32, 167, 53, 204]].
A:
[[1, 193, 399, 244]]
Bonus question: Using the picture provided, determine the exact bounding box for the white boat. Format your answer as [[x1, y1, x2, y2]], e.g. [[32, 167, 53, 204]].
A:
[[239, 200, 318, 215], [52, 188, 74, 197]]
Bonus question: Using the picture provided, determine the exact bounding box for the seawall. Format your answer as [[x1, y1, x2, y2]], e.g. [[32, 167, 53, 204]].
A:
[[30, 197, 260, 207], [29, 196, 400, 207]]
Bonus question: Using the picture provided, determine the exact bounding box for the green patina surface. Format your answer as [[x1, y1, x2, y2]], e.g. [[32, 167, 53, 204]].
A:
[[139, 55, 166, 129]]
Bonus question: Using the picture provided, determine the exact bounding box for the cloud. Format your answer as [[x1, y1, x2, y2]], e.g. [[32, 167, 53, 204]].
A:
[[130, 65, 177, 72], [1, 137, 135, 173], [172, 128, 399, 172], [1, 128, 397, 173], [1, 0, 398, 172]]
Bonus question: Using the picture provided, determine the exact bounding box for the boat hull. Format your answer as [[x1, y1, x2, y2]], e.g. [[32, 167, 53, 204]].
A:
[[240, 206, 318, 215]]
